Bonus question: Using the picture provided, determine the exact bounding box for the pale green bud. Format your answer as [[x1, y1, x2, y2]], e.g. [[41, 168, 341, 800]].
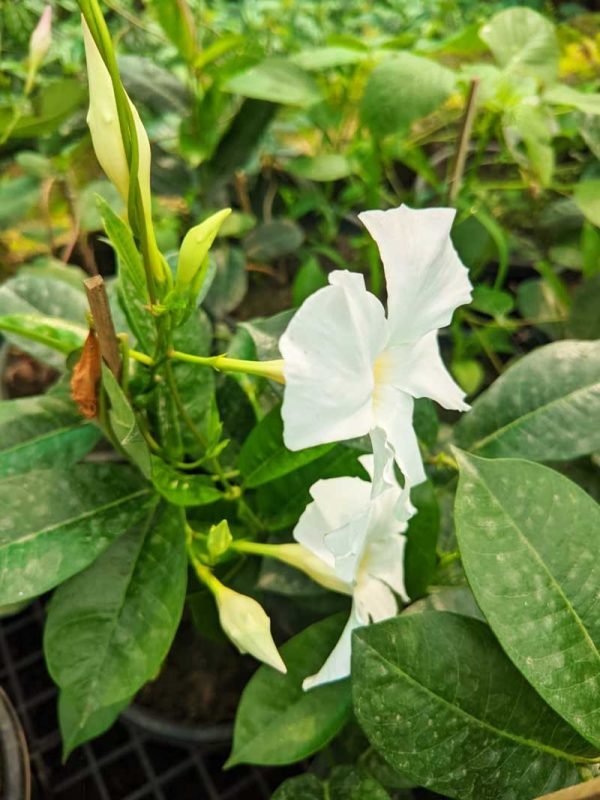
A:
[[206, 520, 233, 564], [176, 208, 232, 289], [214, 585, 286, 673], [25, 6, 52, 94]]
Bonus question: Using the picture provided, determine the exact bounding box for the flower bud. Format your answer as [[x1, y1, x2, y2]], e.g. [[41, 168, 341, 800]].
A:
[[214, 584, 286, 673], [26, 6, 52, 94], [82, 19, 152, 214], [176, 208, 232, 289]]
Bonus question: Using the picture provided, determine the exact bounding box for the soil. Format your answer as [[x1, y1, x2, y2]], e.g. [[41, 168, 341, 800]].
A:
[[135, 617, 255, 725]]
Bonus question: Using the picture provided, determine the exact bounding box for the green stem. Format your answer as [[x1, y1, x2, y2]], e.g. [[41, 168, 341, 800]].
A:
[[170, 350, 285, 383]]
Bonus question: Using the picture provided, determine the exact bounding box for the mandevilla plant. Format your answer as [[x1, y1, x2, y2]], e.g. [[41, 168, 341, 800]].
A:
[[0, 2, 599, 799]]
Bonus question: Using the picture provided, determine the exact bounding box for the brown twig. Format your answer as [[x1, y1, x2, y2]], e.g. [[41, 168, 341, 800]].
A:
[[447, 78, 480, 205], [84, 275, 121, 378]]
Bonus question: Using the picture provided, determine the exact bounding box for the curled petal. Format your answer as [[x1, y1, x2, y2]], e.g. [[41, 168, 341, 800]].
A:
[[294, 477, 371, 568], [354, 575, 398, 623], [359, 205, 472, 344], [373, 385, 426, 486], [381, 330, 470, 411], [280, 272, 386, 451], [303, 602, 364, 691]]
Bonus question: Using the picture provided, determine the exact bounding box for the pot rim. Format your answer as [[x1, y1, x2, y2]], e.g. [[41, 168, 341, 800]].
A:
[[0, 687, 31, 800], [121, 703, 234, 747]]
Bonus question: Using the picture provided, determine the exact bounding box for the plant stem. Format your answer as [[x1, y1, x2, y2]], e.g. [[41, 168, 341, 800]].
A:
[[447, 78, 480, 205], [128, 347, 285, 384]]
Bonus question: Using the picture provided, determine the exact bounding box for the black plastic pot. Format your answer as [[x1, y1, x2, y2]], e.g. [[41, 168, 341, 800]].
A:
[[122, 703, 233, 747], [0, 688, 30, 800]]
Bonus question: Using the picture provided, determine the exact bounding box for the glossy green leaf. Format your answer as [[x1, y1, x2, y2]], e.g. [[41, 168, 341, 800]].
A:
[[151, 456, 223, 507], [362, 54, 455, 138], [0, 391, 100, 478], [292, 256, 328, 307], [455, 451, 600, 748], [225, 59, 321, 107], [353, 612, 597, 800], [480, 8, 559, 83], [58, 691, 131, 758], [0, 464, 150, 606], [227, 615, 351, 767], [45, 502, 187, 753], [0, 314, 86, 355], [0, 268, 87, 367], [204, 247, 248, 317], [102, 366, 151, 479], [239, 405, 333, 488], [272, 768, 391, 800], [97, 197, 155, 352], [454, 341, 600, 461]]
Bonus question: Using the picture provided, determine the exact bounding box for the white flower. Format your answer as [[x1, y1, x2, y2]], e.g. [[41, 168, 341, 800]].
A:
[[293, 450, 414, 690], [214, 584, 287, 674], [280, 204, 472, 486]]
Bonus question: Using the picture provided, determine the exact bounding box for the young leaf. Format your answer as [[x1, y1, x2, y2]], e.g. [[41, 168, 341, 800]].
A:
[[0, 464, 151, 606], [272, 769, 391, 800], [239, 404, 333, 488], [97, 196, 155, 352], [454, 451, 600, 748], [454, 340, 600, 461], [353, 612, 598, 800], [102, 365, 151, 478], [361, 54, 455, 138], [45, 502, 187, 752], [227, 615, 352, 767], [151, 456, 223, 507]]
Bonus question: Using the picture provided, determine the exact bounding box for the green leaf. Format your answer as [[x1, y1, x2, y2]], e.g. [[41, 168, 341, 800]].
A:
[[0, 314, 86, 355], [545, 85, 600, 115], [568, 275, 600, 340], [574, 179, 600, 228], [272, 775, 324, 800], [516, 278, 567, 340], [404, 481, 440, 600], [413, 398, 438, 449], [406, 586, 485, 621], [102, 366, 151, 479], [0, 464, 150, 606], [471, 285, 514, 317], [454, 340, 600, 461], [146, 0, 197, 63], [287, 155, 353, 182], [58, 691, 131, 758], [292, 256, 328, 307], [353, 612, 597, 800], [150, 456, 223, 507], [45, 502, 187, 753], [256, 445, 367, 531], [291, 46, 367, 71], [480, 8, 559, 83], [362, 54, 455, 138], [0, 397, 99, 478], [224, 59, 321, 107], [1, 79, 86, 139], [227, 615, 351, 767], [204, 247, 248, 317], [244, 220, 305, 262], [97, 197, 155, 352], [454, 451, 600, 748], [0, 268, 87, 367], [169, 310, 217, 456], [239, 405, 334, 488]]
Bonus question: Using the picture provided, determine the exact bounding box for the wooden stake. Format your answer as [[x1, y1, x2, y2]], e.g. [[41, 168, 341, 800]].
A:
[[535, 777, 600, 800], [84, 275, 121, 379], [448, 77, 480, 205]]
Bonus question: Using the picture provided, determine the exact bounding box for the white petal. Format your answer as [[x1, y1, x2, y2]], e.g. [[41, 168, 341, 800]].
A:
[[354, 575, 398, 623], [325, 509, 371, 585], [382, 331, 469, 411], [363, 533, 409, 602], [368, 427, 399, 497], [293, 477, 370, 567], [303, 603, 364, 690], [359, 205, 472, 344], [373, 385, 426, 485], [280, 272, 387, 451]]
